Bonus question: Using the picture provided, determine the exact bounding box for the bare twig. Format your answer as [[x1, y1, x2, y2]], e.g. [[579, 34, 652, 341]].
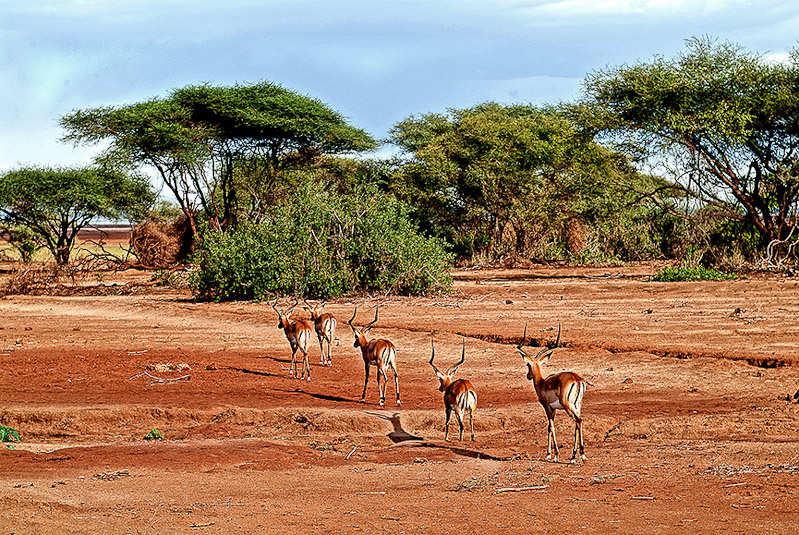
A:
[[493, 485, 548, 494], [346, 445, 358, 460], [129, 372, 190, 384]]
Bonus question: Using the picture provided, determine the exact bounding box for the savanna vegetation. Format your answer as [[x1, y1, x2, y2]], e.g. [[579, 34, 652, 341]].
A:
[[2, 37, 798, 297]]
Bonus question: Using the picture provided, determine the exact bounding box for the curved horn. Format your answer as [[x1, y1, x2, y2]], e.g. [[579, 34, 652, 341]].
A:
[[448, 338, 466, 375], [534, 323, 561, 360], [347, 307, 358, 331], [287, 298, 300, 315], [516, 323, 529, 358], [271, 300, 281, 314], [428, 337, 441, 375], [363, 305, 379, 332]]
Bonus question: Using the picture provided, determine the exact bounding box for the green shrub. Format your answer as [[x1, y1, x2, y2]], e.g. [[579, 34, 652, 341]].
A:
[[143, 428, 164, 440], [1, 425, 21, 443], [191, 183, 453, 300], [650, 265, 739, 282]]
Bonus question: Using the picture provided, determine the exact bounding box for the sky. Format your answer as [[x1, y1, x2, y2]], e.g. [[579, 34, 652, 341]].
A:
[[2, 0, 798, 172]]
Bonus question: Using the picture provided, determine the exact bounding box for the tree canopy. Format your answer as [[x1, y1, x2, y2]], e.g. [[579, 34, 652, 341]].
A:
[[578, 37, 799, 247], [60, 81, 378, 233], [388, 102, 668, 260], [0, 166, 155, 265]]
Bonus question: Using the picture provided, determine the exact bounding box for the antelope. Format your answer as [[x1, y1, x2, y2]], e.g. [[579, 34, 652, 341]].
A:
[[303, 300, 336, 366], [347, 306, 401, 406], [272, 300, 314, 381], [428, 337, 477, 441], [516, 324, 587, 463]]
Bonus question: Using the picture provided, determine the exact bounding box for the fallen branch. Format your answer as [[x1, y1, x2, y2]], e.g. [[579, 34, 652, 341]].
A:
[[493, 485, 548, 494], [346, 445, 358, 460], [129, 372, 190, 384], [631, 496, 656, 501]]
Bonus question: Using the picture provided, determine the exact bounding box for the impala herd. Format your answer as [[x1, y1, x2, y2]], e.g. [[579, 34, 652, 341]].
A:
[[273, 299, 588, 464]]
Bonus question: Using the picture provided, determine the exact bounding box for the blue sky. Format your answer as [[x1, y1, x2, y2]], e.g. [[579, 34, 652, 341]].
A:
[[2, 0, 797, 171]]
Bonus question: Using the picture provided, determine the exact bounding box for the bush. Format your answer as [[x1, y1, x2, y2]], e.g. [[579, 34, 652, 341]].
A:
[[191, 183, 453, 300], [143, 428, 164, 440], [650, 265, 739, 282]]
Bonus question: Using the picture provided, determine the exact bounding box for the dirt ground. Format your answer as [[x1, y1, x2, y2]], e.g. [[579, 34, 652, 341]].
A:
[[2, 259, 799, 534]]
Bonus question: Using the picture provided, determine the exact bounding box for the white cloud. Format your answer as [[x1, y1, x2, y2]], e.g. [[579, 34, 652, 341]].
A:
[[529, 0, 755, 17]]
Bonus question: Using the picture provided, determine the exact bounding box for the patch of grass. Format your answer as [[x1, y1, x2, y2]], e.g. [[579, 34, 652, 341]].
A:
[[1, 425, 21, 449], [143, 428, 164, 441], [650, 265, 740, 282]]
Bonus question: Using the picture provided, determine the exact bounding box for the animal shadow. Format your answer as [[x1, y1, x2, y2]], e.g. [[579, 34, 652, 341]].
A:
[[365, 411, 423, 443]]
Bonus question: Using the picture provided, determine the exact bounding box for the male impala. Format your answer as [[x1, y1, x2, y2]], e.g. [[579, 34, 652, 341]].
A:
[[272, 300, 314, 381], [517, 324, 587, 463], [429, 337, 477, 441], [303, 300, 336, 366], [347, 306, 401, 406]]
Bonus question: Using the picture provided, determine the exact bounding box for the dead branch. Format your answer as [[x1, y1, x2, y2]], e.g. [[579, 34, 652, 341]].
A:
[[493, 485, 549, 494], [129, 372, 190, 384]]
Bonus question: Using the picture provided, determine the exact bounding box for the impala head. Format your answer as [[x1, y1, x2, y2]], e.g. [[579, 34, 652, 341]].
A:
[[347, 306, 379, 348], [429, 337, 466, 391], [272, 299, 300, 329], [303, 300, 325, 320], [517, 323, 561, 380]]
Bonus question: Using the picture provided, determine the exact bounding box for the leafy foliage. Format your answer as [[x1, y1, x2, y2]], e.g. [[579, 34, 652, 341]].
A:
[[0, 166, 155, 265], [143, 428, 164, 440], [388, 102, 675, 263], [650, 265, 738, 282], [0, 425, 21, 443], [61, 81, 377, 233], [191, 181, 452, 300], [579, 37, 799, 248]]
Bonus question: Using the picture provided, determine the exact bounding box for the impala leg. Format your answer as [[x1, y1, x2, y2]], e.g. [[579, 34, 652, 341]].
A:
[[377, 367, 387, 406], [577, 418, 587, 461], [570, 417, 581, 463], [290, 347, 298, 379], [469, 407, 475, 441], [325, 336, 332, 366], [391, 363, 401, 405], [456, 410, 464, 441], [360, 363, 370, 403], [317, 335, 326, 365], [546, 411, 560, 463], [303, 349, 311, 381], [444, 406, 452, 441]]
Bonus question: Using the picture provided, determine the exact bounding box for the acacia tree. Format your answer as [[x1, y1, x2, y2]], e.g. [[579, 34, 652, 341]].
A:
[[578, 37, 799, 249], [0, 166, 155, 265], [60, 82, 377, 234], [389, 102, 663, 259]]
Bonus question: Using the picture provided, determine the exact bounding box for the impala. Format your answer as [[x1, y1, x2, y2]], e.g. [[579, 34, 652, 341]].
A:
[[272, 300, 314, 381], [516, 324, 587, 463], [429, 337, 477, 441], [347, 306, 401, 406], [303, 300, 337, 366]]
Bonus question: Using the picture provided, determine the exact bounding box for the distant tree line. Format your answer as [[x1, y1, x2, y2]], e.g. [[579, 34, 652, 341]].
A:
[[2, 37, 797, 296]]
